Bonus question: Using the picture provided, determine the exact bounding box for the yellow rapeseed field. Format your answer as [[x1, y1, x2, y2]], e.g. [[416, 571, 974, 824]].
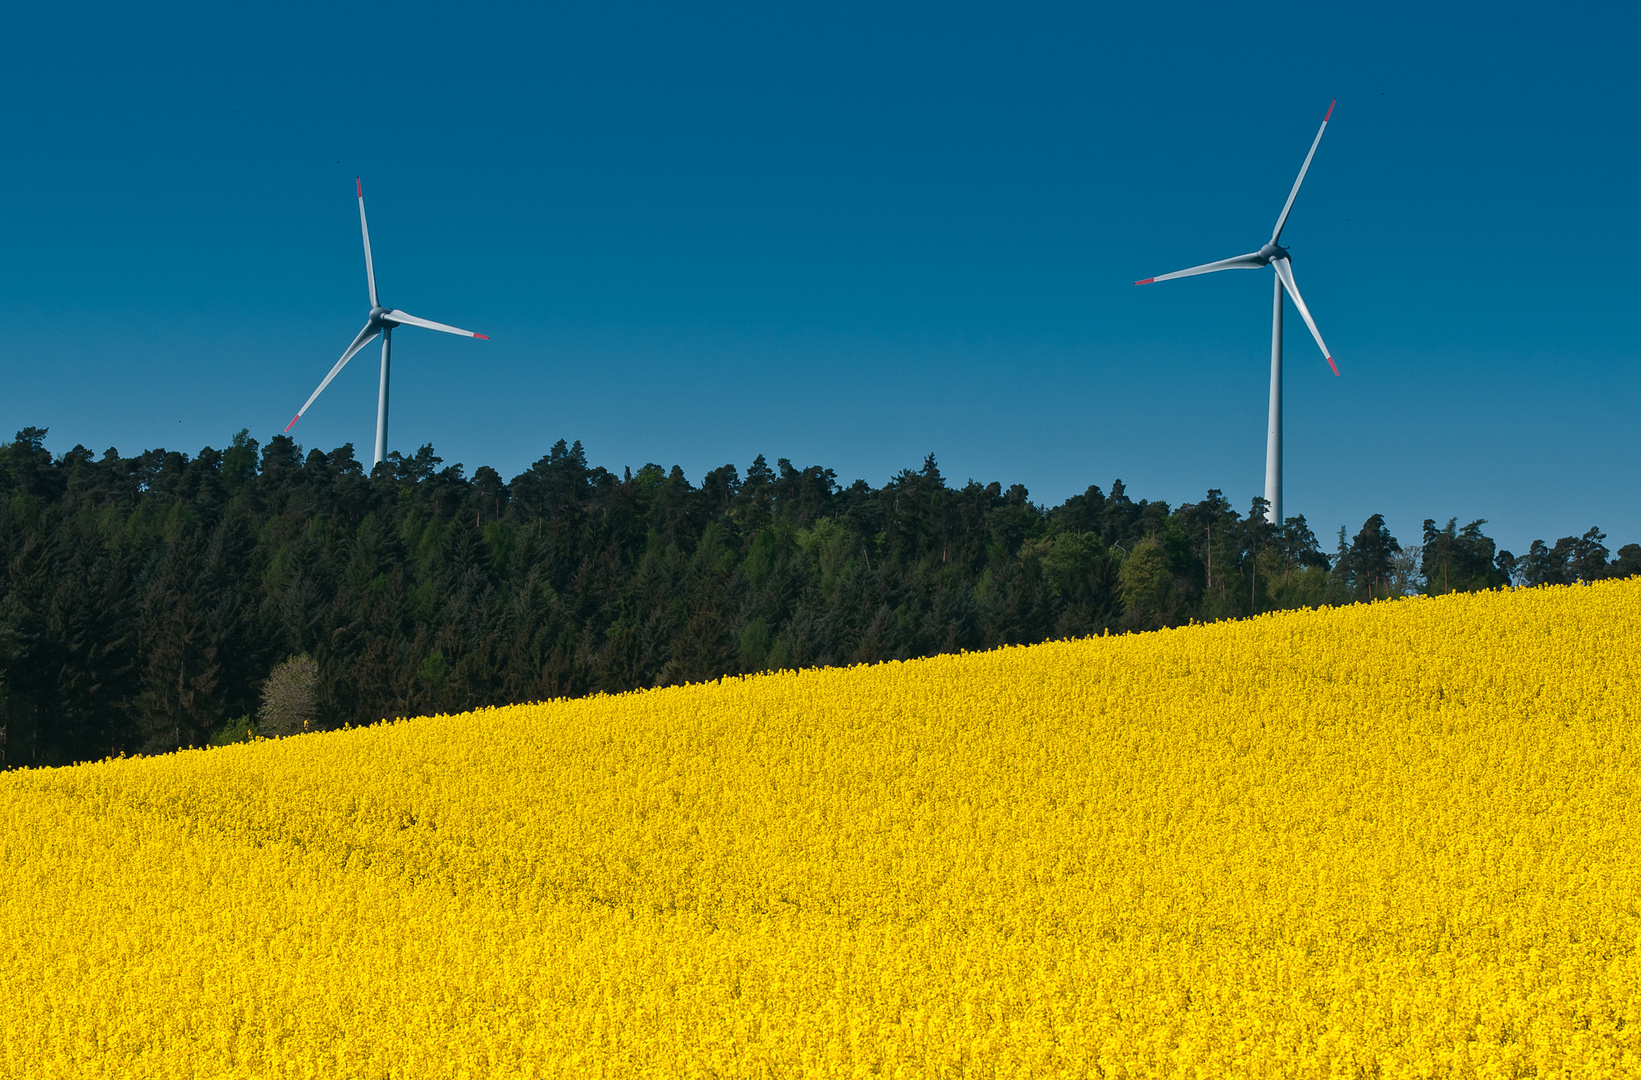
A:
[[3, 580, 1640, 1078]]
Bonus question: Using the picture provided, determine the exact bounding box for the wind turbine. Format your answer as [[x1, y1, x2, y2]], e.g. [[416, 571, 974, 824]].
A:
[[1135, 100, 1338, 526], [286, 178, 488, 467]]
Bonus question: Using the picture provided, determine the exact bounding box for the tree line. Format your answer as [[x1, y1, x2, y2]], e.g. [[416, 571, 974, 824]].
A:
[[1, 426, 1635, 767]]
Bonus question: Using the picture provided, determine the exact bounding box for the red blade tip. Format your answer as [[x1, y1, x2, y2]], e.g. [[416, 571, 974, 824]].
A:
[[1326, 356, 1339, 377], [1323, 100, 1335, 122], [1134, 278, 1155, 285], [356, 178, 363, 197], [285, 414, 301, 432], [474, 333, 490, 340]]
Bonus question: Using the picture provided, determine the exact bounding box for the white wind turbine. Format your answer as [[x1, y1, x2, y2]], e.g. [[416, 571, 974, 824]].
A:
[[1135, 100, 1338, 526], [286, 178, 488, 467]]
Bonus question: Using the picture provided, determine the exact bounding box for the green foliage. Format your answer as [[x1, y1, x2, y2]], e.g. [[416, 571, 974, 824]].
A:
[[1421, 518, 1510, 595], [207, 714, 256, 746], [739, 619, 774, 672], [1117, 537, 1172, 626], [417, 652, 450, 692], [0, 427, 1631, 768]]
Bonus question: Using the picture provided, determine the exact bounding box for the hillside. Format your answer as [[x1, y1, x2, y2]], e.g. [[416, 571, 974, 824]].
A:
[[3, 581, 1639, 1077]]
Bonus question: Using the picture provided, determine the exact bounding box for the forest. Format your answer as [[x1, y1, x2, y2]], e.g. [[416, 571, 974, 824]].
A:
[[2, 425, 1636, 768]]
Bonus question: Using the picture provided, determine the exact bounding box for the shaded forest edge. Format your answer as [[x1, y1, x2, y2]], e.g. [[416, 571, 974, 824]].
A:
[[2, 426, 1636, 768]]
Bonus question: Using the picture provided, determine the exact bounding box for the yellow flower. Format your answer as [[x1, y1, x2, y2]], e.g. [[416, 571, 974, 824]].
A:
[[2, 579, 1638, 1077]]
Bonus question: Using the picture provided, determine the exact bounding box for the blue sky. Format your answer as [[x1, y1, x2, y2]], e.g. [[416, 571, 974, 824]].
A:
[[1, 1, 1635, 556]]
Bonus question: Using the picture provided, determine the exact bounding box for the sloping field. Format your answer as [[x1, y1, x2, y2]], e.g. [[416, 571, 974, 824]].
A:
[[3, 581, 1640, 1078]]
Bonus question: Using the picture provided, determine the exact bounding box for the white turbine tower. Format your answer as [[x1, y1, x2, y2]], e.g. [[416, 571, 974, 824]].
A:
[[286, 178, 488, 467], [1135, 100, 1338, 526]]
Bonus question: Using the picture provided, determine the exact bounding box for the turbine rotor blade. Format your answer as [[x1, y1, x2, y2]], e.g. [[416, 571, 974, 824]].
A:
[[358, 178, 379, 309], [1270, 258, 1338, 376], [381, 309, 489, 339], [1271, 100, 1335, 244], [285, 322, 382, 431], [1135, 251, 1267, 285]]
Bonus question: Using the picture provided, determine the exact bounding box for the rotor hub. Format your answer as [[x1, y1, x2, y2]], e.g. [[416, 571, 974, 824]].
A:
[[1258, 242, 1288, 263]]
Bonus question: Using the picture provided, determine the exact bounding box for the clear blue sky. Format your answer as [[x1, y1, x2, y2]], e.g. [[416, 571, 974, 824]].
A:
[[2, 1, 1635, 556]]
